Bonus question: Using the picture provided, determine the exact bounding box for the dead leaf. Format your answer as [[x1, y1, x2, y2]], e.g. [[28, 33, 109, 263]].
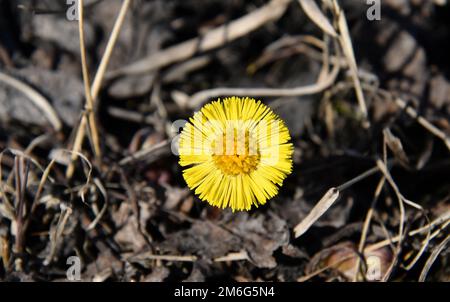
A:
[[294, 187, 340, 238]]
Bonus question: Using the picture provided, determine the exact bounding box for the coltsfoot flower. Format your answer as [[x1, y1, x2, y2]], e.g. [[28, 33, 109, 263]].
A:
[[178, 97, 293, 211]]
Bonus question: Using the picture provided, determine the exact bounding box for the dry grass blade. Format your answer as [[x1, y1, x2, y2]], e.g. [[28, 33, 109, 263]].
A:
[[66, 117, 89, 178], [13, 156, 29, 255], [162, 56, 211, 83], [0, 71, 62, 131], [298, 0, 337, 37], [395, 98, 450, 152], [189, 58, 340, 108], [376, 159, 424, 211], [361, 86, 450, 152], [352, 176, 385, 281], [90, 0, 132, 99], [214, 250, 249, 262], [248, 35, 337, 74], [334, 2, 368, 121], [2, 149, 48, 194], [77, 0, 101, 159], [21, 159, 56, 236], [7, 158, 58, 264], [56, 149, 93, 203], [86, 178, 108, 231], [419, 233, 450, 282], [404, 218, 432, 271], [383, 128, 409, 166], [309, 214, 450, 281], [294, 164, 382, 239], [0, 236, 9, 270], [375, 159, 408, 279], [1, 145, 47, 224], [108, 0, 291, 77], [0, 152, 15, 221], [8, 149, 46, 174], [72, 151, 93, 203], [66, 0, 132, 178], [119, 139, 171, 165], [365, 212, 450, 253], [336, 165, 381, 191], [309, 213, 450, 281], [24, 134, 51, 155], [294, 187, 340, 238], [44, 204, 73, 265], [128, 253, 198, 262], [297, 253, 355, 282]]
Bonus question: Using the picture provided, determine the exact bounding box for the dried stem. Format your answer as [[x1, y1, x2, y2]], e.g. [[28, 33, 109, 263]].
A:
[[78, 0, 101, 158], [108, 0, 291, 77], [189, 54, 340, 108], [0, 71, 62, 131], [66, 0, 132, 178]]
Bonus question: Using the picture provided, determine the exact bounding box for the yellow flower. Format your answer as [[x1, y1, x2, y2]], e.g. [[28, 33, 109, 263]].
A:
[[178, 97, 293, 211]]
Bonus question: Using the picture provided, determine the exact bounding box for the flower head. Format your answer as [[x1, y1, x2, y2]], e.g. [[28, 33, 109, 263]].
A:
[[178, 96, 293, 211]]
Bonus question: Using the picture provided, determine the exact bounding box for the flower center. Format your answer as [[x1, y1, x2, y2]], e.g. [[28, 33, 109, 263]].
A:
[[212, 129, 260, 176]]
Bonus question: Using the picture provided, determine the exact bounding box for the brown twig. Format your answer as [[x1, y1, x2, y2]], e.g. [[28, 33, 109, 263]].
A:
[[365, 212, 450, 253], [352, 176, 385, 281], [13, 156, 29, 256], [108, 0, 291, 78], [128, 253, 198, 262], [395, 98, 450, 152], [0, 71, 62, 131], [298, 212, 450, 281], [188, 57, 340, 108], [333, 0, 368, 123], [119, 139, 171, 165], [66, 0, 132, 178], [78, 0, 102, 159], [419, 233, 450, 281]]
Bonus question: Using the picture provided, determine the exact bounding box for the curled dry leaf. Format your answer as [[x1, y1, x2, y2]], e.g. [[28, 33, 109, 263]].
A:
[[294, 187, 340, 238], [305, 241, 393, 281]]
